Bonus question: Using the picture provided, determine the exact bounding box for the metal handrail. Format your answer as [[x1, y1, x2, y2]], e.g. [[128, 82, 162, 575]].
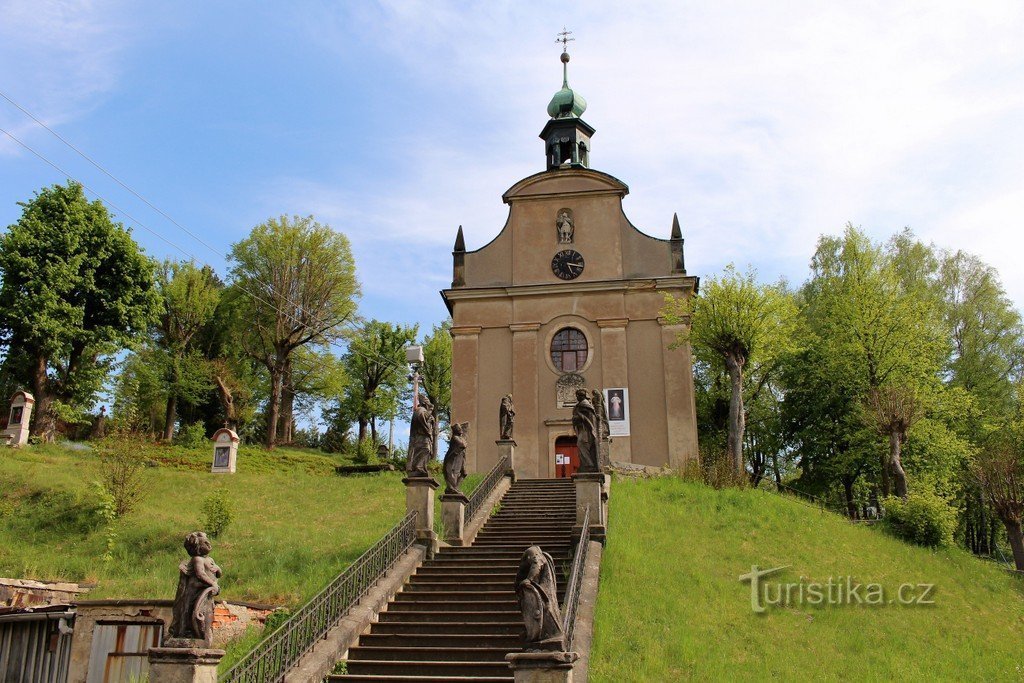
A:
[[561, 505, 591, 649], [218, 511, 417, 683], [465, 454, 510, 522]]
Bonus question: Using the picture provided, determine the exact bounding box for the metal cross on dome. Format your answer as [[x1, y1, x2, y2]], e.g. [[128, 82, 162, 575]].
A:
[[556, 27, 575, 51]]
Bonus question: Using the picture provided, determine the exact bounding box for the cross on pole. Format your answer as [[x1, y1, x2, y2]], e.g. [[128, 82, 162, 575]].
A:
[[556, 27, 575, 51]]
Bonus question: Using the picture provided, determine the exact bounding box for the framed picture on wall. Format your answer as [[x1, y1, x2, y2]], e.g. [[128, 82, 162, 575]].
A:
[[9, 406, 23, 425], [604, 388, 630, 436], [213, 446, 231, 469]]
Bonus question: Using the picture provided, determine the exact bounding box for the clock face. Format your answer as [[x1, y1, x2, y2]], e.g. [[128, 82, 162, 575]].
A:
[[551, 249, 585, 280]]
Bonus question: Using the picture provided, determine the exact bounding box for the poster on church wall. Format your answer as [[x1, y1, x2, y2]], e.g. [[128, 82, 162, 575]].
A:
[[604, 388, 630, 436]]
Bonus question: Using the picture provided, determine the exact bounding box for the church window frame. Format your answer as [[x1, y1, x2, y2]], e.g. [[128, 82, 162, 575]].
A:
[[550, 327, 589, 373]]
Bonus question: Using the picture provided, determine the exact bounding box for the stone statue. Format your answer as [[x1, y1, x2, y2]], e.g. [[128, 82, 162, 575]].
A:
[[572, 388, 599, 472], [443, 422, 470, 496], [169, 531, 221, 645], [516, 545, 566, 651], [406, 394, 435, 477], [556, 209, 574, 244], [499, 394, 515, 440]]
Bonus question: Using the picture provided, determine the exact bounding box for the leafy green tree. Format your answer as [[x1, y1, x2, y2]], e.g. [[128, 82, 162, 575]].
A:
[[663, 265, 799, 476], [341, 320, 417, 447], [228, 215, 359, 447], [420, 320, 452, 457], [800, 226, 946, 497], [0, 182, 160, 439], [154, 261, 220, 440]]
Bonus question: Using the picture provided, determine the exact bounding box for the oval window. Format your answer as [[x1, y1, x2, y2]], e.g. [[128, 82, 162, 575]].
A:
[[551, 328, 588, 372]]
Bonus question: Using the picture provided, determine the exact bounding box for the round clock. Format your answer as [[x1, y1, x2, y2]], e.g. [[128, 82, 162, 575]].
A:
[[551, 249, 585, 280]]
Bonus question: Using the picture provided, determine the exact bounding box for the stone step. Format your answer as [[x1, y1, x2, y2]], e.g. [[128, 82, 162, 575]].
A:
[[357, 633, 523, 649], [393, 590, 518, 602], [401, 583, 566, 598], [438, 549, 571, 560], [367, 621, 522, 635], [378, 610, 518, 623], [348, 646, 521, 663], [386, 599, 519, 612], [344, 660, 512, 678], [330, 677, 511, 682]]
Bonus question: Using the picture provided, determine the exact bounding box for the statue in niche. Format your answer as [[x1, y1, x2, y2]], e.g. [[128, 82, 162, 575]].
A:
[[572, 388, 599, 473], [556, 209, 574, 244], [169, 531, 221, 645], [499, 394, 515, 441], [515, 545, 566, 651], [443, 422, 470, 497], [406, 394, 435, 477]]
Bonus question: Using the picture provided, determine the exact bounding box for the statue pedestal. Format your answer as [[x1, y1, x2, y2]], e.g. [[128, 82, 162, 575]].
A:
[[403, 476, 440, 557], [571, 472, 608, 544], [496, 439, 518, 481], [440, 492, 469, 546], [506, 651, 578, 683], [599, 437, 611, 468], [148, 643, 224, 683]]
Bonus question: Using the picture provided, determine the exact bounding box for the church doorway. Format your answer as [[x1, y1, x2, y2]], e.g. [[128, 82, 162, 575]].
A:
[[555, 436, 579, 478]]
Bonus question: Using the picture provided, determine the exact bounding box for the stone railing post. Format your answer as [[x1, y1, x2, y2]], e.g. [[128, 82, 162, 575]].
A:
[[506, 651, 578, 683], [571, 472, 608, 544], [440, 492, 468, 546], [496, 439, 518, 481], [148, 643, 224, 683], [403, 475, 440, 557]]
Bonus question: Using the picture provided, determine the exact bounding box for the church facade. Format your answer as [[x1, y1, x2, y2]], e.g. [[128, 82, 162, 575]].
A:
[[441, 49, 699, 478]]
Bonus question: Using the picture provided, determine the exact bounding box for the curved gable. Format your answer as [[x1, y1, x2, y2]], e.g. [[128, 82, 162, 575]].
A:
[[503, 168, 629, 204]]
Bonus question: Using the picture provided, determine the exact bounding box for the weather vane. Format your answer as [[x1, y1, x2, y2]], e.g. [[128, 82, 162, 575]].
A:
[[556, 27, 574, 52]]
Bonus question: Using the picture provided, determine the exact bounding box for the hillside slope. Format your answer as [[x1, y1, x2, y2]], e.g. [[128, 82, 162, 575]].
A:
[[590, 477, 1024, 681]]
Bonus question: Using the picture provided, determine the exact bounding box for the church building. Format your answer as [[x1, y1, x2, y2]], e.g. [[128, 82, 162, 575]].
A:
[[441, 46, 700, 478]]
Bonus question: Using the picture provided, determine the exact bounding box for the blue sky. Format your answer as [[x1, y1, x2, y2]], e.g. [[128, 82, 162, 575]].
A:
[[2, 1, 1023, 346]]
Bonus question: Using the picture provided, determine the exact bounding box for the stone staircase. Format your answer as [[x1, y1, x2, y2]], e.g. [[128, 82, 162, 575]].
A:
[[329, 478, 577, 682]]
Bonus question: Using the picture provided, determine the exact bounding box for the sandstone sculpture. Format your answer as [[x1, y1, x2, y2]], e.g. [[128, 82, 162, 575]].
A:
[[169, 531, 222, 645], [499, 394, 515, 440], [515, 545, 566, 651], [406, 394, 435, 477], [443, 422, 470, 496], [572, 388, 599, 472]]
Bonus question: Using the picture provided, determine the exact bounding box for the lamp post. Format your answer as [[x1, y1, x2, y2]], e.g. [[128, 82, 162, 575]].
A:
[[405, 345, 424, 410]]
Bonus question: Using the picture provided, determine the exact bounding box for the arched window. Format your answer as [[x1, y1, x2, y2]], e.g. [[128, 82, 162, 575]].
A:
[[551, 328, 588, 372]]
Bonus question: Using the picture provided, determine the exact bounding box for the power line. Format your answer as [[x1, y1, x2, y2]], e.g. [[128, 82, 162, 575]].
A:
[[0, 89, 411, 374], [0, 124, 408, 376]]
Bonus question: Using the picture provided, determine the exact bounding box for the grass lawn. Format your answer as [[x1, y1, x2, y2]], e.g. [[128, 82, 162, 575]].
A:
[[590, 477, 1024, 681], [0, 441, 406, 606]]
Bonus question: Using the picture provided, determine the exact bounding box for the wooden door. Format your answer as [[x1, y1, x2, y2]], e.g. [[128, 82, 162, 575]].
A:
[[555, 436, 579, 478]]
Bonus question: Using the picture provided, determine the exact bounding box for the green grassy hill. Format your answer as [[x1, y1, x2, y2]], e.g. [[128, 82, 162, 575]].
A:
[[590, 477, 1024, 681], [0, 442, 405, 605]]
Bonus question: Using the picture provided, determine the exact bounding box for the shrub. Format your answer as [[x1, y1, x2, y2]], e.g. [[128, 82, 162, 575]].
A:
[[201, 488, 234, 538], [353, 438, 378, 464], [263, 607, 291, 633], [882, 491, 957, 547], [174, 421, 208, 449], [97, 437, 147, 517]]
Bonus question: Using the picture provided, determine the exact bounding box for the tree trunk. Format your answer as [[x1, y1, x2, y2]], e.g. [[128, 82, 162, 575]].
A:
[[357, 417, 367, 445], [889, 431, 908, 499], [724, 352, 745, 477], [266, 365, 283, 449], [370, 417, 377, 446], [278, 360, 294, 445], [213, 375, 237, 430], [770, 450, 782, 487], [163, 394, 177, 442], [29, 354, 56, 442], [1002, 517, 1024, 571], [842, 476, 857, 519], [880, 452, 891, 498]]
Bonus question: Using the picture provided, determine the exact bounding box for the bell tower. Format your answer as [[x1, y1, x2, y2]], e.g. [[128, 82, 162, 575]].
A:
[[540, 30, 595, 170]]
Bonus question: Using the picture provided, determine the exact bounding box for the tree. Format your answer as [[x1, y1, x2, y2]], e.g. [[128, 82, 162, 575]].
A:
[[420, 320, 452, 458], [228, 215, 359, 447], [0, 182, 160, 440], [974, 435, 1024, 570], [662, 265, 799, 476], [799, 226, 946, 497], [864, 385, 923, 499], [154, 261, 220, 440], [341, 320, 416, 447]]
